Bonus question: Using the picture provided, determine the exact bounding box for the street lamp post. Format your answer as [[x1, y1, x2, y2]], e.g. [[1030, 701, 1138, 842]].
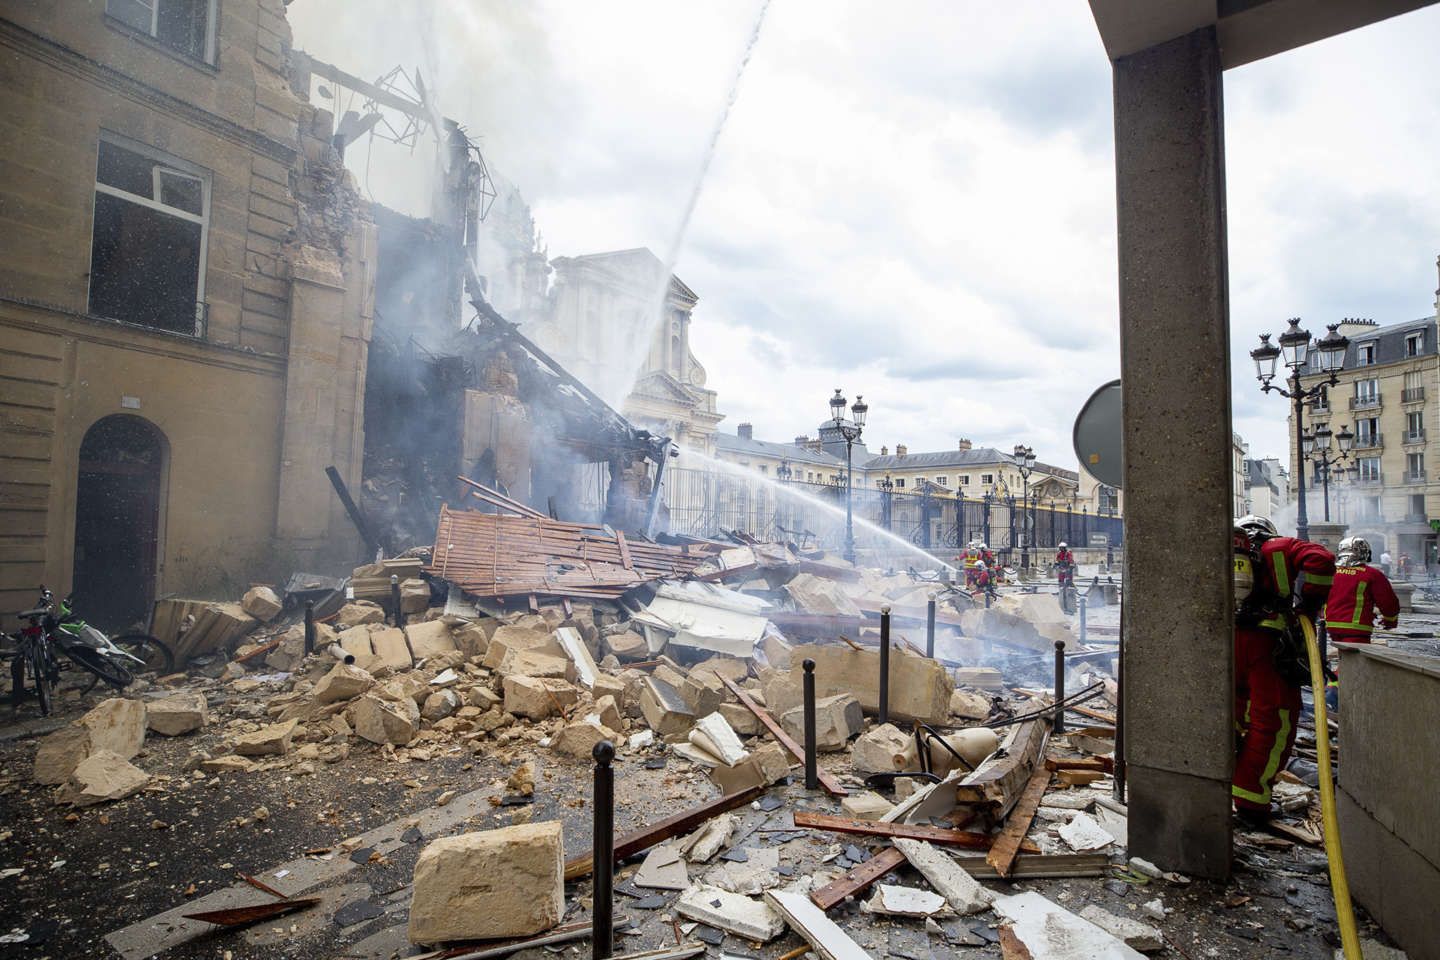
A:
[[1013, 444, 1037, 568], [1303, 422, 1354, 523], [828, 388, 868, 564], [1251, 320, 1350, 541]]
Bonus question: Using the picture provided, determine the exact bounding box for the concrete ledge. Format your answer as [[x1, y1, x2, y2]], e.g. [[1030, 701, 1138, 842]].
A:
[[1338, 786, 1440, 960]]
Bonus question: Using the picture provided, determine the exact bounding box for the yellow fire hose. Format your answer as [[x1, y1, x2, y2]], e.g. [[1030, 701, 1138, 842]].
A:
[[1298, 614, 1363, 959]]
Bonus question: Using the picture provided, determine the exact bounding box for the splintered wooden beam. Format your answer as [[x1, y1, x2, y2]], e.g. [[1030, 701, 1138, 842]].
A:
[[792, 811, 1038, 853], [809, 845, 906, 910], [985, 764, 1053, 878], [182, 898, 321, 927], [1045, 757, 1115, 774], [955, 719, 1048, 818], [718, 676, 848, 797], [564, 785, 764, 880]]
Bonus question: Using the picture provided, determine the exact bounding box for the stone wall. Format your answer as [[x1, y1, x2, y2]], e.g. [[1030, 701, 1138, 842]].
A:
[[1337, 644, 1440, 960]]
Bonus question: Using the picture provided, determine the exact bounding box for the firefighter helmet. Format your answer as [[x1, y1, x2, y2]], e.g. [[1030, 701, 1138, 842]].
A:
[[1338, 536, 1372, 565], [976, 560, 987, 570], [1236, 514, 1279, 542], [1058, 542, 1068, 550]]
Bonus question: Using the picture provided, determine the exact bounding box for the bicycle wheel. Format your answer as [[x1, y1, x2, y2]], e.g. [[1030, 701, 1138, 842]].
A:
[[29, 646, 52, 716], [61, 646, 133, 691], [112, 633, 174, 674]]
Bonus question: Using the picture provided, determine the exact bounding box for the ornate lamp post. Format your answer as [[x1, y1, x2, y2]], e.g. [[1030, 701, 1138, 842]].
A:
[[828, 388, 868, 564], [1013, 444, 1037, 568], [1251, 320, 1349, 540], [1303, 422, 1353, 523]]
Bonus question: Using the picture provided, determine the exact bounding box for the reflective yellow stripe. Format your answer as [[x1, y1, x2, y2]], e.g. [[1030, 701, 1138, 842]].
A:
[[1233, 706, 1293, 807], [1333, 622, 1374, 634], [1308, 573, 1333, 587], [1349, 581, 1368, 629], [1272, 551, 1290, 598], [1258, 617, 1286, 630]]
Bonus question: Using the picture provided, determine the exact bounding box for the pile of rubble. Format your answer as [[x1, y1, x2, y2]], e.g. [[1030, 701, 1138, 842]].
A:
[[27, 508, 1349, 958]]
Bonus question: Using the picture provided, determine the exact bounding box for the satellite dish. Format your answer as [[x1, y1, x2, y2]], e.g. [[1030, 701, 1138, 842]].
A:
[[1073, 379, 1123, 489]]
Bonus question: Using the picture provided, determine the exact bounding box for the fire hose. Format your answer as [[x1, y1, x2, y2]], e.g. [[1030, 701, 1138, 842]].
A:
[[1299, 614, 1363, 960]]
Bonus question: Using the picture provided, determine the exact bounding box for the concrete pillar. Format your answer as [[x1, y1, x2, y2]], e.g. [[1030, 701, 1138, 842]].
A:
[[1114, 27, 1233, 880]]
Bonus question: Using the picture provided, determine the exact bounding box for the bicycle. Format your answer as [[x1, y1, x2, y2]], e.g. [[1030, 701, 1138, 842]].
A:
[[6, 588, 174, 704], [6, 603, 62, 716]]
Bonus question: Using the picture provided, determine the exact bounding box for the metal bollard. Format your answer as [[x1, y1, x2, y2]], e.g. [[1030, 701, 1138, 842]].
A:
[[925, 593, 937, 659], [1053, 640, 1066, 734], [802, 658, 818, 790], [592, 740, 615, 960], [879, 605, 891, 726], [390, 573, 404, 628], [1078, 595, 1087, 644], [303, 600, 316, 655]]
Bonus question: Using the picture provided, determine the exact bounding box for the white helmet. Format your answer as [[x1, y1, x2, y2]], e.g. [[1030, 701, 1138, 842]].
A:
[[1236, 515, 1278, 542], [976, 560, 987, 570], [1058, 542, 1068, 549], [1338, 536, 1372, 565], [979, 542, 988, 551]]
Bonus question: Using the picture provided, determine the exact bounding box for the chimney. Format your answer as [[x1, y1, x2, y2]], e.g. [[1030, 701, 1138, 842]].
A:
[[795, 435, 809, 445], [896, 444, 908, 458], [738, 423, 753, 440], [957, 438, 972, 451], [880, 445, 889, 456]]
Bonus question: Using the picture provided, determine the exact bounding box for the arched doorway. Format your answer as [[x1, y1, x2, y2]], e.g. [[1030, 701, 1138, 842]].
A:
[[73, 415, 166, 632]]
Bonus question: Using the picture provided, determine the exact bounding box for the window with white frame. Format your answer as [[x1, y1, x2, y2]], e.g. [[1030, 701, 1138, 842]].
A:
[[981, 473, 993, 485], [1407, 452, 1425, 479], [1358, 456, 1381, 481], [959, 475, 970, 486], [107, 0, 217, 63], [1406, 331, 1425, 357], [935, 476, 948, 486], [1355, 378, 1379, 404], [1357, 342, 1376, 366], [90, 135, 210, 336], [895, 478, 905, 488]]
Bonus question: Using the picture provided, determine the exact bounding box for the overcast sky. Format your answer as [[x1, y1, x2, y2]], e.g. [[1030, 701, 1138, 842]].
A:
[[287, 1, 1440, 471]]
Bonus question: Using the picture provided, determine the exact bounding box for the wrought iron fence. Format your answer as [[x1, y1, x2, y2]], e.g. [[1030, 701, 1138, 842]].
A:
[[657, 466, 1123, 564]]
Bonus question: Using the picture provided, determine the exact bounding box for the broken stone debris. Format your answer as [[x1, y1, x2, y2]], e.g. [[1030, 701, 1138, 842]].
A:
[[350, 695, 421, 746], [145, 692, 208, 736], [33, 697, 147, 785], [861, 883, 950, 918], [675, 885, 784, 941], [408, 820, 564, 944], [850, 723, 916, 774], [840, 791, 895, 821], [779, 694, 862, 752], [1078, 904, 1165, 953], [64, 749, 150, 806], [993, 891, 1147, 959], [689, 712, 749, 766], [892, 838, 993, 915]]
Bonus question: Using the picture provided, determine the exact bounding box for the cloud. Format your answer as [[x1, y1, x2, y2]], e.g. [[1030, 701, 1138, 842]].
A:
[[287, 1, 1440, 474]]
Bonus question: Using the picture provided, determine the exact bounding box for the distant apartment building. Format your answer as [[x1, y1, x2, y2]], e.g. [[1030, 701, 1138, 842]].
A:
[[1294, 261, 1440, 563], [1244, 457, 1290, 518]]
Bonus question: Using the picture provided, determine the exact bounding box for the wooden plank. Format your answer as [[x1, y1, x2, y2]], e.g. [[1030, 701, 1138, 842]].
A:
[[718, 676, 848, 798], [1045, 757, 1115, 774], [792, 811, 1037, 853], [563, 785, 765, 881], [986, 765, 1052, 878], [950, 852, 1110, 880], [456, 476, 547, 519], [615, 530, 634, 570], [955, 719, 1048, 818], [809, 845, 906, 910]]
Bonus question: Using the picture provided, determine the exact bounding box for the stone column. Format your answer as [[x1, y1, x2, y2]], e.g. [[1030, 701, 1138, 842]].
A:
[[1114, 26, 1234, 880]]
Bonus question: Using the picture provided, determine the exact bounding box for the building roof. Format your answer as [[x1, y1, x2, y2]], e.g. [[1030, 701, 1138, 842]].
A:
[[1301, 317, 1438, 374], [713, 432, 844, 468], [860, 447, 1014, 470]]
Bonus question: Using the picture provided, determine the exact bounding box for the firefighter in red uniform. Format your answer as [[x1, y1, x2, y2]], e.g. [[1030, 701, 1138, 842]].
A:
[[1326, 536, 1399, 645], [1233, 515, 1335, 820], [1054, 542, 1076, 588]]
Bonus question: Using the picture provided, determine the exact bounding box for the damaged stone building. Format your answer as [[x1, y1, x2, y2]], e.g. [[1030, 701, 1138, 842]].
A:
[[0, 1, 375, 630]]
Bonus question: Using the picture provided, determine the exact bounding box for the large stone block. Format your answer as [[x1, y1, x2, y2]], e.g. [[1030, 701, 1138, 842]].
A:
[[336, 601, 385, 629], [33, 726, 93, 785], [780, 694, 862, 752], [66, 750, 149, 807], [638, 675, 696, 741], [851, 723, 916, 774], [405, 620, 457, 661], [352, 695, 421, 745], [483, 626, 558, 670], [408, 821, 564, 944], [503, 676, 579, 720], [313, 662, 375, 704], [241, 586, 284, 622], [496, 647, 570, 680], [146, 693, 208, 736], [551, 719, 618, 759], [79, 697, 147, 760], [369, 627, 413, 671], [233, 719, 299, 756], [788, 644, 952, 723]]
